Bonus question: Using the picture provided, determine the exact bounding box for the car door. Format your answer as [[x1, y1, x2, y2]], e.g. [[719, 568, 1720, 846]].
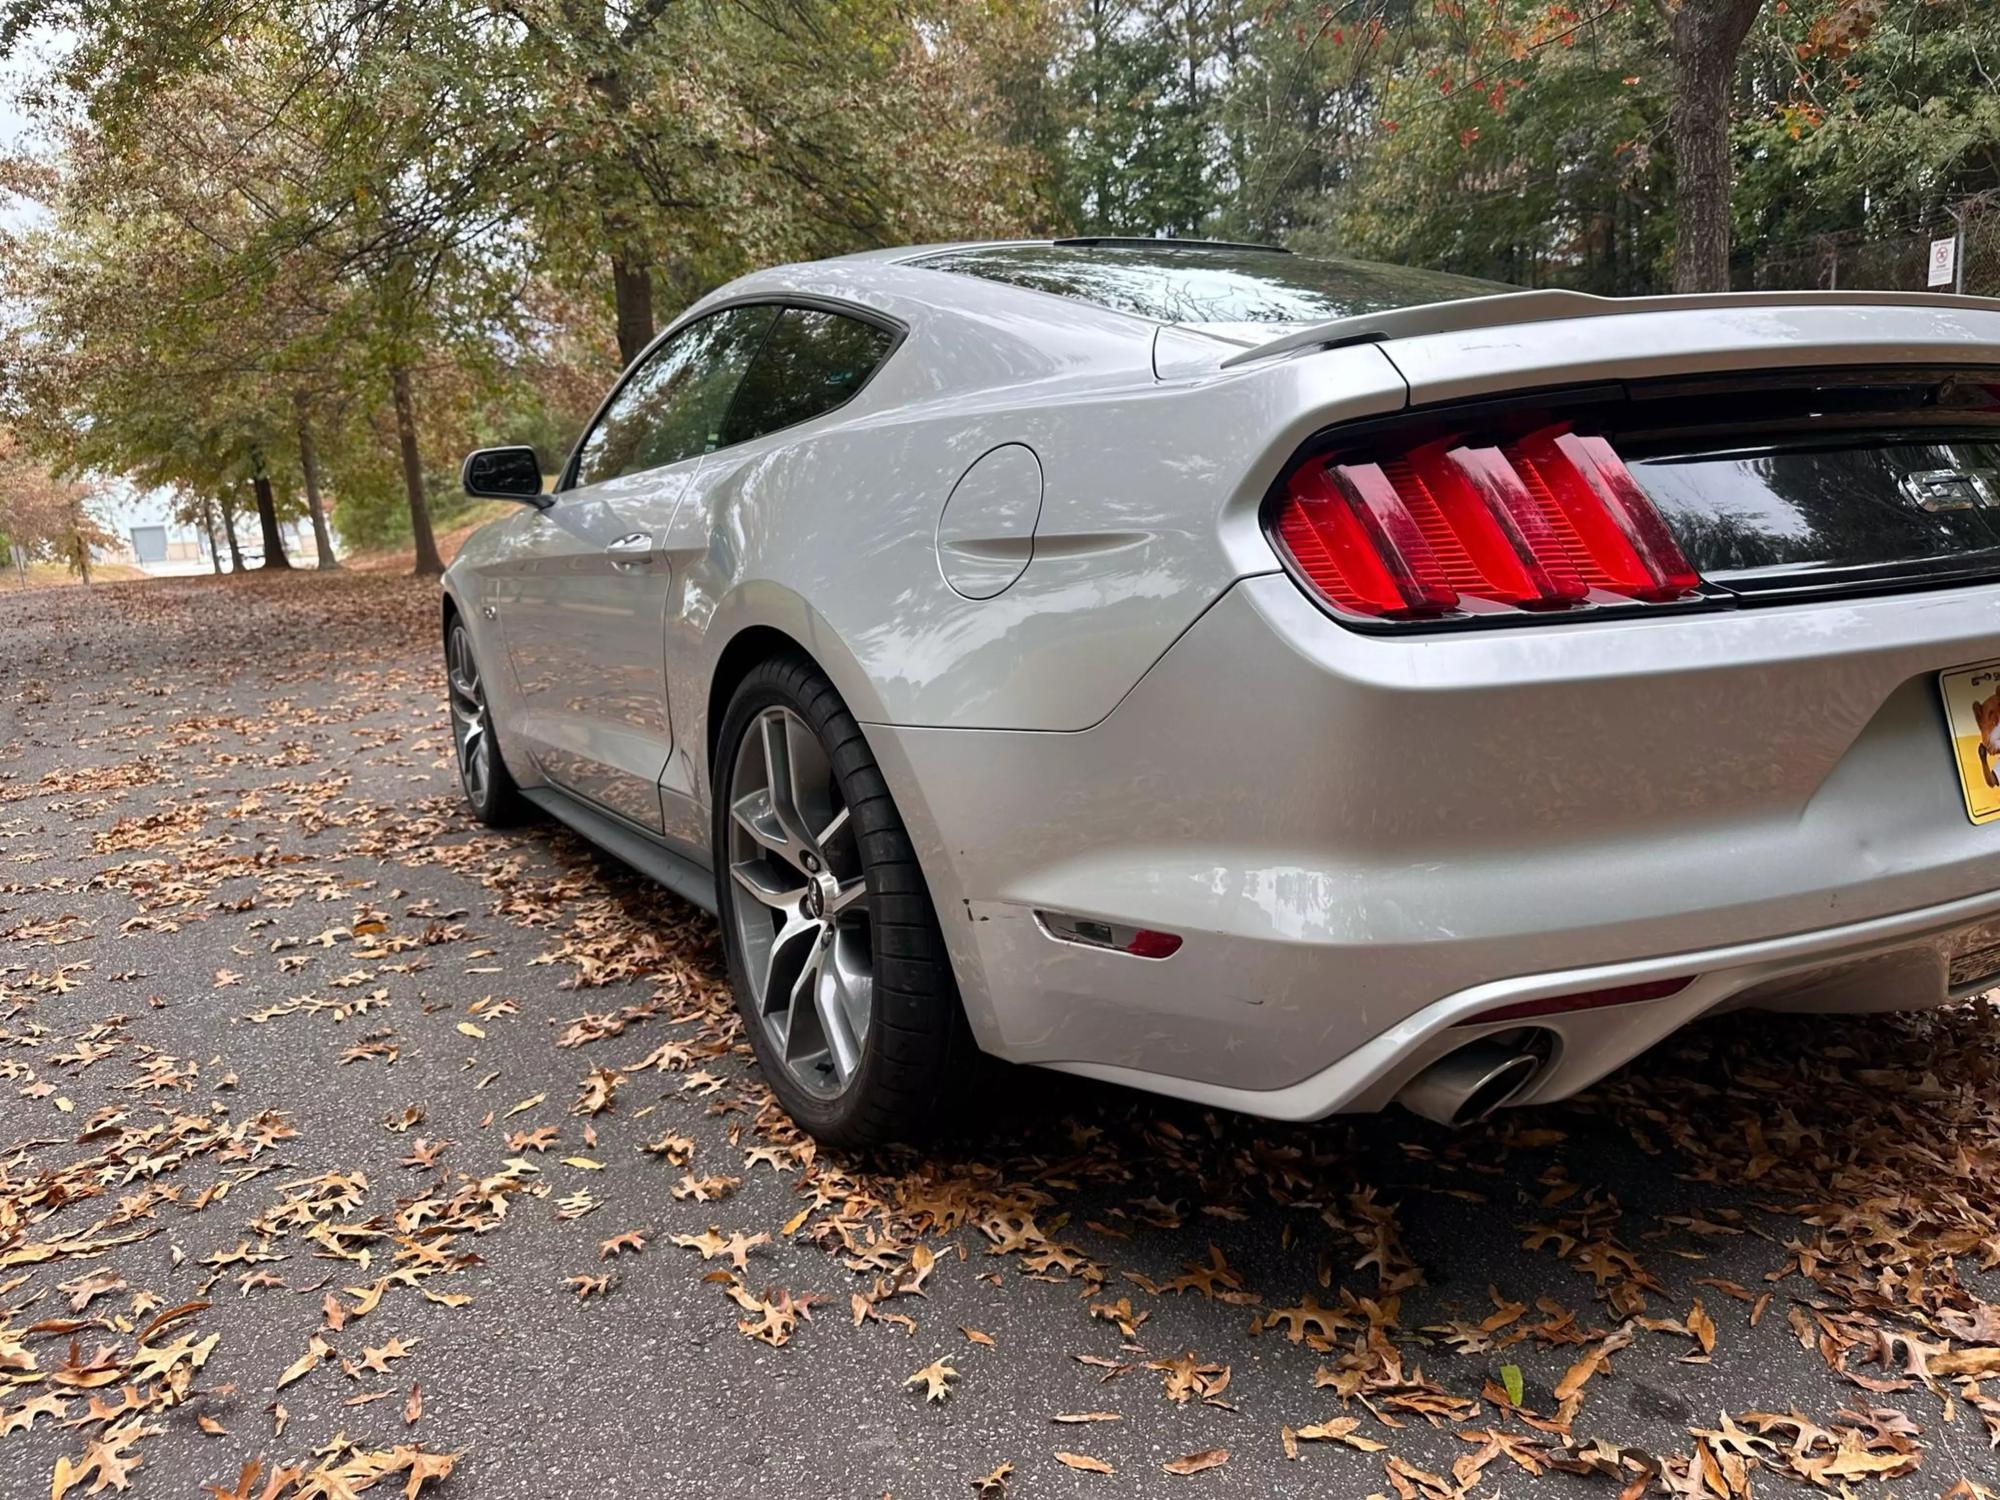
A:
[[503, 303, 778, 832]]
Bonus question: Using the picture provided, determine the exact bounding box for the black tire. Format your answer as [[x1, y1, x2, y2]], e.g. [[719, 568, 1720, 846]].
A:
[[712, 652, 975, 1146], [445, 617, 528, 828]]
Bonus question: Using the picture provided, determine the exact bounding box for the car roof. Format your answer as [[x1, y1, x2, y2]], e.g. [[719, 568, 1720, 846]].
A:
[[820, 240, 1024, 265], [825, 237, 1289, 266]]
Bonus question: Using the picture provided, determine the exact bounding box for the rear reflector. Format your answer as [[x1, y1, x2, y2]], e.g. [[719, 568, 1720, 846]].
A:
[[1451, 975, 1693, 1027], [1272, 422, 1701, 623]]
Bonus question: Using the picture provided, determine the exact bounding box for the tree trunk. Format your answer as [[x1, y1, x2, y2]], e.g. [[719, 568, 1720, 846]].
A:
[[216, 494, 247, 576], [250, 470, 291, 570], [1667, 0, 1763, 293], [611, 251, 655, 367], [72, 509, 91, 588], [391, 364, 445, 577], [294, 396, 340, 570], [198, 495, 224, 574]]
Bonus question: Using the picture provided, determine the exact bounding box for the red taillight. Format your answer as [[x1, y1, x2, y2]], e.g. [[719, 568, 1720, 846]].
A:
[[1271, 422, 1703, 624], [1274, 461, 1459, 618], [1409, 440, 1588, 610], [1513, 429, 1700, 602]]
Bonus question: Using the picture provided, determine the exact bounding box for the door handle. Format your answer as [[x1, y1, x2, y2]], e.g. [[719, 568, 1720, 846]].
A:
[[605, 533, 654, 565]]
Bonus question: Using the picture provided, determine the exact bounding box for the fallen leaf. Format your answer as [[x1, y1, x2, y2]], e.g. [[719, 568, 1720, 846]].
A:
[[1055, 1452, 1115, 1475], [907, 1358, 958, 1402]]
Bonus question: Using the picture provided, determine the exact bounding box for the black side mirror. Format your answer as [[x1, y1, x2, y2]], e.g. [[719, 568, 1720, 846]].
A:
[[461, 446, 550, 506]]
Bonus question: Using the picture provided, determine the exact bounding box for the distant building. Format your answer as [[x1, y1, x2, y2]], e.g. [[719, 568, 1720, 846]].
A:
[[122, 521, 210, 569], [91, 482, 335, 574]]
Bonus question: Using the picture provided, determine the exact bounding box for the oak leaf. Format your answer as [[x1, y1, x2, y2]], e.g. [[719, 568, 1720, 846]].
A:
[[907, 1358, 958, 1402], [360, 1337, 416, 1375], [671, 1228, 769, 1270]]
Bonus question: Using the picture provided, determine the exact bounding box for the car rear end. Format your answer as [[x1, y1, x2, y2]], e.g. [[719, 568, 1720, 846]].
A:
[[882, 246, 2000, 1121]]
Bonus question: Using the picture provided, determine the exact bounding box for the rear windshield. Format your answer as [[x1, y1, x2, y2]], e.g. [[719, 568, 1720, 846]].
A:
[[912, 243, 1510, 326]]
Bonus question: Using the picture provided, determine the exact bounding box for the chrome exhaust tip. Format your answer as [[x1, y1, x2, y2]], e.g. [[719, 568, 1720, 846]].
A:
[[1396, 1039, 1544, 1128]]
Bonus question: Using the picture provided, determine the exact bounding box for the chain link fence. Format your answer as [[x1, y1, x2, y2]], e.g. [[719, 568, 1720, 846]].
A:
[[1740, 193, 2000, 298]]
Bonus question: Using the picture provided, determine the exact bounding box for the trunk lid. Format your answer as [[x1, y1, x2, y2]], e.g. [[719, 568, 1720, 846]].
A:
[[1368, 301, 2000, 604], [1617, 368, 2000, 599]]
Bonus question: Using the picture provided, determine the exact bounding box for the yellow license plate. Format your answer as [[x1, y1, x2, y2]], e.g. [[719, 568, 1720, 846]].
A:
[[1938, 660, 2000, 824]]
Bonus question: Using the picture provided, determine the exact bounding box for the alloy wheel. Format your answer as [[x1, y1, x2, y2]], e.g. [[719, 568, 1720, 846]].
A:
[[446, 625, 493, 808], [725, 705, 872, 1098]]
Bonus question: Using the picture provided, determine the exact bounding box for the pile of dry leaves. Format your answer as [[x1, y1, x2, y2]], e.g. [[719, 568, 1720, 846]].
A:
[[5, 572, 2000, 1498]]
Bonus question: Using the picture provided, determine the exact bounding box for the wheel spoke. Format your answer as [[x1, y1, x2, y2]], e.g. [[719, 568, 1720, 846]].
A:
[[816, 941, 866, 1084], [782, 942, 829, 1066], [447, 633, 482, 708], [731, 858, 806, 911], [468, 734, 490, 799], [758, 714, 819, 860], [730, 789, 807, 872], [828, 873, 869, 917], [763, 914, 822, 1018], [815, 803, 851, 850]]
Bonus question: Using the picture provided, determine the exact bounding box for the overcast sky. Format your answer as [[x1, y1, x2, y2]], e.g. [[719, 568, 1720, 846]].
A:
[[1, 30, 174, 536], [1, 34, 54, 232]]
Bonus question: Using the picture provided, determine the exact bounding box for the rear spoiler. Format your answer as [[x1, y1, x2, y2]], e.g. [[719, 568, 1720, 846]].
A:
[[1217, 287, 2000, 370]]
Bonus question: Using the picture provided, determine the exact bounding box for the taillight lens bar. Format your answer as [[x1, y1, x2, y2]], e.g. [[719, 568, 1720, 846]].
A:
[[1271, 421, 1702, 623]]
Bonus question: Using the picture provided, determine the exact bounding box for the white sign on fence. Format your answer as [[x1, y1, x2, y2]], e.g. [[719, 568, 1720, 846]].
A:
[[1929, 235, 1959, 288]]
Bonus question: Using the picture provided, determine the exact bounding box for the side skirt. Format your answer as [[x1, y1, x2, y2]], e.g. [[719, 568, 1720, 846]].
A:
[[521, 785, 719, 916]]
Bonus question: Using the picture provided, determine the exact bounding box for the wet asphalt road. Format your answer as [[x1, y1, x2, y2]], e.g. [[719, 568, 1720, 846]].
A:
[[2, 572, 1997, 1500]]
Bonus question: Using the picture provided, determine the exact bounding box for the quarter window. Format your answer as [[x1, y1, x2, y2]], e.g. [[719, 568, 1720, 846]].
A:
[[719, 307, 897, 447], [572, 305, 777, 486]]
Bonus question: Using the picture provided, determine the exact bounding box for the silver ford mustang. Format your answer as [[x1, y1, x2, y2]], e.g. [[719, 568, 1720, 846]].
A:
[[442, 237, 2000, 1144]]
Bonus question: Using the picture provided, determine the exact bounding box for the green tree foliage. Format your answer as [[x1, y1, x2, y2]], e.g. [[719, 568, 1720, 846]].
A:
[[1055, 0, 1227, 235], [1273, 1, 1673, 292], [500, 0, 1050, 359], [1, 0, 1052, 573], [1737, 0, 2000, 243], [4, 0, 1999, 578]]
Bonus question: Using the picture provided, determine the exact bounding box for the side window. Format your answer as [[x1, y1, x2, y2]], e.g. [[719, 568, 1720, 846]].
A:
[[572, 305, 776, 487], [719, 307, 897, 448]]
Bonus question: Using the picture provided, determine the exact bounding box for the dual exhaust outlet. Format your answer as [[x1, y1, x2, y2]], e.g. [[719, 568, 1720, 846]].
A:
[[1395, 1036, 1548, 1128]]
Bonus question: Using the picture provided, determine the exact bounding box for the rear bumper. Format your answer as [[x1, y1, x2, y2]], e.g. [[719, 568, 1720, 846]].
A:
[[1043, 884, 2000, 1120], [866, 572, 2000, 1114]]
